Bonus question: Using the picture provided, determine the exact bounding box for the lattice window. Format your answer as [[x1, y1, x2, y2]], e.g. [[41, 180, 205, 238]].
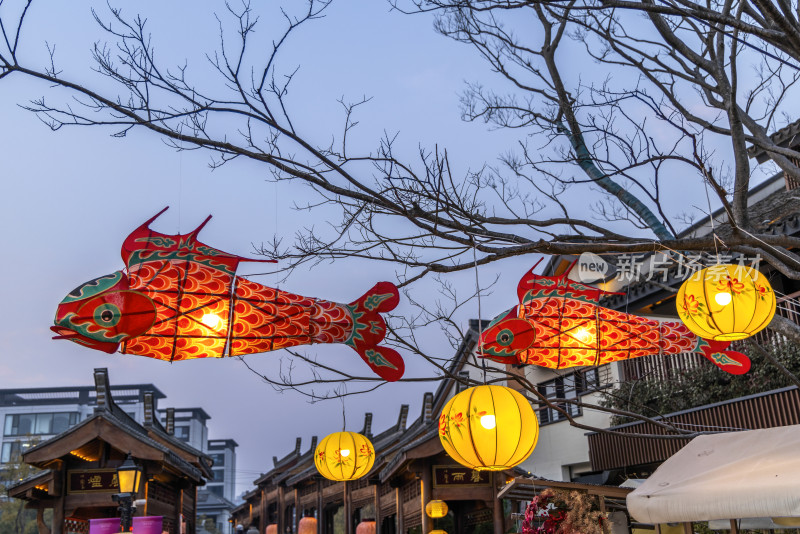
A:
[[64, 518, 89, 534], [401, 481, 419, 503], [147, 480, 177, 506]]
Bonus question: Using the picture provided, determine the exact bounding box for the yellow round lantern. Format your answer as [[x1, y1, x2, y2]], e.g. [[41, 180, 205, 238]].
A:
[[430, 530, 448, 534], [314, 431, 375, 481], [425, 499, 449, 518], [438, 384, 539, 471], [677, 264, 776, 341]]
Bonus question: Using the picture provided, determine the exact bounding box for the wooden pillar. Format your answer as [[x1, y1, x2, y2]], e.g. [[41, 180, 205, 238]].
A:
[[295, 488, 300, 533], [492, 473, 503, 534], [421, 464, 433, 534], [730, 519, 740, 534], [598, 495, 606, 514], [344, 482, 353, 534], [52, 468, 66, 534], [317, 480, 323, 534], [261, 489, 267, 534], [654, 525, 662, 534], [395, 487, 404, 534], [278, 486, 285, 534], [373, 484, 381, 534], [682, 523, 693, 534]]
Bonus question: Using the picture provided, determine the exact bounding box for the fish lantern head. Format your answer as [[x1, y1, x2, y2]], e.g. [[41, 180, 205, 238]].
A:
[[51, 271, 156, 353], [478, 307, 536, 362]]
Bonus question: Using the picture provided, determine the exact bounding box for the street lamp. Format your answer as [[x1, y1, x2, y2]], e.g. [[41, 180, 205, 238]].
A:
[[113, 453, 142, 532]]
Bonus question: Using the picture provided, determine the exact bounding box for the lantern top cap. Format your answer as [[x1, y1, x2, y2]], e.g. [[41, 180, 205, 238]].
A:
[[118, 452, 138, 471]]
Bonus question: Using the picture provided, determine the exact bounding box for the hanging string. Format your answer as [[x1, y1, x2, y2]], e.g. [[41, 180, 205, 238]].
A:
[[472, 238, 487, 385], [178, 148, 183, 234], [339, 383, 347, 432]]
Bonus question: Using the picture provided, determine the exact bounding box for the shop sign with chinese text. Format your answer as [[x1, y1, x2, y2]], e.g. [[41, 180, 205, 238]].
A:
[[67, 469, 119, 493], [432, 465, 490, 487]]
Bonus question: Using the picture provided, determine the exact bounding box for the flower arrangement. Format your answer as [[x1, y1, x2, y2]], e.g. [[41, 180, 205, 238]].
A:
[[520, 489, 610, 534]]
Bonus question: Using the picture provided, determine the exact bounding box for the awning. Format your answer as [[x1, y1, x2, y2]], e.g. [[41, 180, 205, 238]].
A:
[[627, 425, 800, 523]]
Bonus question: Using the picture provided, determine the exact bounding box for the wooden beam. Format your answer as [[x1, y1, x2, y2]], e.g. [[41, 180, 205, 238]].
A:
[[431, 486, 493, 501], [730, 519, 739, 534], [25, 418, 163, 465]]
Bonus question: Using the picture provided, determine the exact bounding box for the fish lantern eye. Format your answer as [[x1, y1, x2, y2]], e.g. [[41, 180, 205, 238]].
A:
[[497, 329, 514, 347], [94, 304, 121, 327]]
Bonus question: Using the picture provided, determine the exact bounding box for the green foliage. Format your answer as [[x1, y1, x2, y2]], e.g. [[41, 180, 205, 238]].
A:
[[198, 514, 222, 534], [601, 341, 800, 425], [0, 446, 45, 534]]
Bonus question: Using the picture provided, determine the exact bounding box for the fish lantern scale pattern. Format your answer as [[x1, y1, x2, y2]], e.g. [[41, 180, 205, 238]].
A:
[[50, 207, 404, 381], [478, 260, 753, 375], [677, 264, 776, 341], [314, 431, 375, 481], [439, 385, 539, 471]]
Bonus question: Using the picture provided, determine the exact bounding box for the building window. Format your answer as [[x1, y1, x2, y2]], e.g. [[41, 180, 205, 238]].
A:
[[211, 468, 225, 482], [537, 372, 587, 424], [174, 426, 190, 441], [208, 485, 223, 497], [1, 441, 32, 463], [209, 453, 225, 466], [4, 412, 79, 437]]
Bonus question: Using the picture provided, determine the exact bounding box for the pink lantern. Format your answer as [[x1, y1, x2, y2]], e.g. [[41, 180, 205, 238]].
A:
[[298, 517, 317, 534], [355, 520, 376, 534]]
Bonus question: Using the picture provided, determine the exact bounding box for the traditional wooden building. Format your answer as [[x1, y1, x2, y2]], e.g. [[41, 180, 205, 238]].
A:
[[229, 328, 631, 534], [9, 368, 212, 534]]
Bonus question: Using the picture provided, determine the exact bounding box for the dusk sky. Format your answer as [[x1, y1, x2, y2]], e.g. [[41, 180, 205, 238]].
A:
[[0, 0, 772, 500], [0, 0, 530, 497]]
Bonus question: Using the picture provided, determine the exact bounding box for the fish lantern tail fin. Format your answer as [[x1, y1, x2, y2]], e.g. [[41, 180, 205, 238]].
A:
[[699, 339, 752, 375], [345, 282, 405, 382]]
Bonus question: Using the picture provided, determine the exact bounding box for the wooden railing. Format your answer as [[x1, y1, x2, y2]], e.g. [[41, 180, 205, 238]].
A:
[[619, 289, 800, 382], [588, 386, 800, 471]]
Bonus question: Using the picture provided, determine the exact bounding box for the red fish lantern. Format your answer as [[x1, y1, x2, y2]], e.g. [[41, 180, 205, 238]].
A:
[[479, 261, 751, 374], [51, 208, 404, 381]]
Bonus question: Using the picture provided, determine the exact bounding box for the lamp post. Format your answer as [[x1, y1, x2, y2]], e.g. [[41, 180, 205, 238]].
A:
[[113, 453, 142, 532]]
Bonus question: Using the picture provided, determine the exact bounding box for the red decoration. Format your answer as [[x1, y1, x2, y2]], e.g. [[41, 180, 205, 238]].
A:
[[51, 208, 404, 381], [479, 260, 750, 375]]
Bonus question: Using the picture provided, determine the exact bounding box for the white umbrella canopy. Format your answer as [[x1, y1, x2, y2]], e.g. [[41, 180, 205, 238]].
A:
[[627, 425, 800, 524]]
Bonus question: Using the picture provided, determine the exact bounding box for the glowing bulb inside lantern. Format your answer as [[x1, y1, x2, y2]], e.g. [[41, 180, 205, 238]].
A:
[[202, 314, 222, 329], [574, 327, 595, 344], [480, 414, 496, 429], [340, 449, 351, 457], [715, 292, 732, 306]]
